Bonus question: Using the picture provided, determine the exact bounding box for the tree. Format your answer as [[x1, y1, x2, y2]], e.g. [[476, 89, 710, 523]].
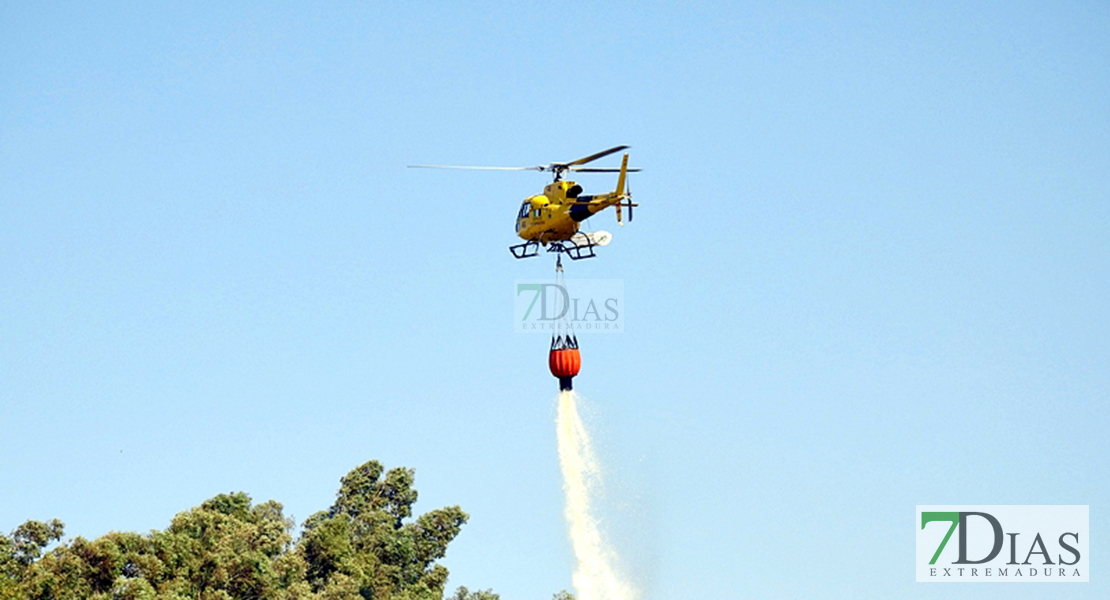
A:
[[298, 460, 468, 599], [0, 460, 475, 600], [447, 586, 499, 600], [0, 519, 65, 600]]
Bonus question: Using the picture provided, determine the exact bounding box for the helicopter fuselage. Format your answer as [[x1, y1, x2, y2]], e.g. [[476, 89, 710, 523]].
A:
[[515, 180, 626, 243]]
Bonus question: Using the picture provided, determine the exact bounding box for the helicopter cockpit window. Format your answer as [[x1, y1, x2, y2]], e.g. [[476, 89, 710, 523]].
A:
[[519, 202, 530, 219], [533, 208, 542, 218]]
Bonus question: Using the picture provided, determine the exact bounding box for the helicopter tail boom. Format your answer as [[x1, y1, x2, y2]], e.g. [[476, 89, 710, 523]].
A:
[[568, 153, 638, 224]]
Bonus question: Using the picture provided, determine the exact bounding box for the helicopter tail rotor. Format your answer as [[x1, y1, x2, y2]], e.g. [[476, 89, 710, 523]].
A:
[[617, 192, 637, 224]]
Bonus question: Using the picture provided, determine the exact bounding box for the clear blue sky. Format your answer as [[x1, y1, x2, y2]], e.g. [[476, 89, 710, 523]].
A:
[[2, 2, 1107, 598]]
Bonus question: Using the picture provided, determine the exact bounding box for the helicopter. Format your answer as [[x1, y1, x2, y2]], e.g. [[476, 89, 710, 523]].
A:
[[410, 145, 639, 260]]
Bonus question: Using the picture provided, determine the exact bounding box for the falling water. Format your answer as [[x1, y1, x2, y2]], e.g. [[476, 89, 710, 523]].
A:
[[556, 391, 636, 600]]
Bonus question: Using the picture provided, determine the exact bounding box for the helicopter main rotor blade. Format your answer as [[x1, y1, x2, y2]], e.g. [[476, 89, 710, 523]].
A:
[[570, 167, 642, 173], [562, 145, 630, 168], [410, 145, 634, 178], [407, 164, 544, 171]]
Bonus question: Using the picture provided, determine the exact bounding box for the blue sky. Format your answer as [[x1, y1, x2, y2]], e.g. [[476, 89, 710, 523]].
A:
[[2, 1, 1108, 598]]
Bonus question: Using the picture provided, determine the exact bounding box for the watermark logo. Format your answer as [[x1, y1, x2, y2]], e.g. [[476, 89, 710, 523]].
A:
[[514, 279, 623, 333], [916, 505, 1088, 582]]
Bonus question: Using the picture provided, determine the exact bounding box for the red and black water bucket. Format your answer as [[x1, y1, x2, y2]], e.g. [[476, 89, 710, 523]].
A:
[[549, 334, 581, 391]]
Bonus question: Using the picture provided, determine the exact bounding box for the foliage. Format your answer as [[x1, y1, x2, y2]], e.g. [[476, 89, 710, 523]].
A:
[[447, 586, 499, 600], [0, 460, 473, 600]]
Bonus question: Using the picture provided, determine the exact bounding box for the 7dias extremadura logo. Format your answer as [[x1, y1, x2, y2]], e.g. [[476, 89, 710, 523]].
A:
[[916, 506, 1088, 582]]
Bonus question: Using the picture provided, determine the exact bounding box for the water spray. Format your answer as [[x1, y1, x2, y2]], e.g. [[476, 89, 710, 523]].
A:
[[550, 255, 635, 600], [557, 391, 635, 600]]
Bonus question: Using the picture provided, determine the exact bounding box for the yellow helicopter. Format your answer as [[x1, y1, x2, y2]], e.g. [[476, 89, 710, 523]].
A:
[[410, 145, 639, 260]]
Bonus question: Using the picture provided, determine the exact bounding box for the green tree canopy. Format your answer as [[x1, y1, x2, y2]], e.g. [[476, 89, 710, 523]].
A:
[[446, 586, 499, 600], [0, 460, 473, 600]]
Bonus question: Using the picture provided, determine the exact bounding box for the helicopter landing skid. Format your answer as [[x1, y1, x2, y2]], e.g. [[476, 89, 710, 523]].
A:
[[509, 241, 540, 259], [547, 239, 597, 260], [511, 237, 599, 260]]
